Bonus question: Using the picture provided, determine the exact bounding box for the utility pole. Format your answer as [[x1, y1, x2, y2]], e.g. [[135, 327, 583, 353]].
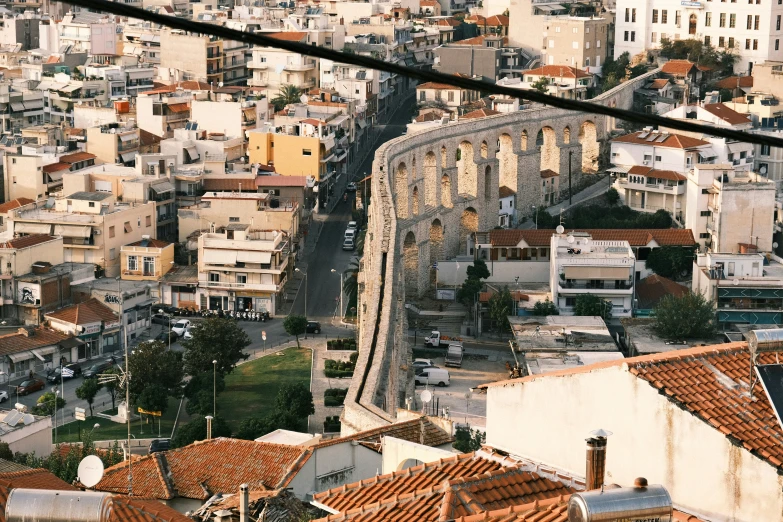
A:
[[568, 150, 573, 206]]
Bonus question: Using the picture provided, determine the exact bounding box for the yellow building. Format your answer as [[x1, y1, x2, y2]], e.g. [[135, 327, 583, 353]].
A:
[[120, 238, 174, 281], [247, 131, 325, 180]]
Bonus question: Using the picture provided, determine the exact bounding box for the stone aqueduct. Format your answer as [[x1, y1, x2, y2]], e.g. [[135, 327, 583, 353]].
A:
[[340, 71, 660, 435]]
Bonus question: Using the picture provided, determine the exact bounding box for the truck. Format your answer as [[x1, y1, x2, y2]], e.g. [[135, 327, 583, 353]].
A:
[[423, 330, 462, 348], [444, 342, 464, 368]]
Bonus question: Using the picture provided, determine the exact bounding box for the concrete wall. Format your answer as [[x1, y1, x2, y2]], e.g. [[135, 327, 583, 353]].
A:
[[381, 436, 455, 474], [485, 364, 783, 522], [286, 442, 381, 499], [3, 415, 52, 456], [435, 259, 550, 286], [341, 67, 660, 435]]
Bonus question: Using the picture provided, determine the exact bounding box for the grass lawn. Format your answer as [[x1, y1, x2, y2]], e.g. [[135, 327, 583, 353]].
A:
[[218, 347, 312, 431], [53, 396, 184, 444]]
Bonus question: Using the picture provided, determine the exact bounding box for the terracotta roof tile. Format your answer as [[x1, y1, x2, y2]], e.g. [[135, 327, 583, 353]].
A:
[[487, 229, 696, 247], [454, 35, 509, 46], [314, 417, 453, 451], [263, 31, 308, 42], [627, 165, 686, 181], [540, 169, 559, 179], [437, 18, 462, 26], [45, 297, 118, 326], [126, 238, 171, 248], [612, 131, 710, 149], [42, 162, 71, 174], [0, 234, 56, 249], [0, 198, 33, 213], [700, 103, 752, 125], [0, 469, 77, 522], [0, 328, 71, 357], [95, 438, 312, 501], [461, 108, 500, 119], [485, 15, 509, 26], [647, 78, 669, 90], [635, 274, 689, 309], [59, 152, 96, 164], [110, 497, 192, 522], [716, 76, 754, 89], [661, 59, 697, 76], [166, 102, 189, 113], [525, 65, 592, 79], [498, 186, 515, 198], [418, 81, 462, 90]]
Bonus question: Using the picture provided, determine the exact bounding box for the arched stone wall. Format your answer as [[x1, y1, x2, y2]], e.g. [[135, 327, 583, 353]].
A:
[[579, 121, 599, 173], [498, 133, 518, 197], [403, 231, 418, 296], [457, 141, 477, 197], [539, 127, 560, 174], [459, 207, 479, 255], [429, 219, 443, 285], [412, 186, 420, 215], [424, 151, 437, 207], [395, 162, 409, 218]]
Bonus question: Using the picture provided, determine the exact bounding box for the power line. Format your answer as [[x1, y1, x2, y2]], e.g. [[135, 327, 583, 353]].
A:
[[67, 0, 783, 149]]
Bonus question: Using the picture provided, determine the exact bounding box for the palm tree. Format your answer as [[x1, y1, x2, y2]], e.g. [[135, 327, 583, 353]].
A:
[[271, 85, 303, 111], [343, 257, 360, 301]]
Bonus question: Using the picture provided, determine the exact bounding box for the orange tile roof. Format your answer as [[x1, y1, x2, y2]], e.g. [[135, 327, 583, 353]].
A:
[[661, 59, 697, 76], [461, 108, 500, 119], [0, 197, 33, 213], [453, 35, 509, 46], [540, 169, 559, 179], [46, 297, 118, 326], [59, 151, 96, 164], [499, 186, 515, 198], [648, 78, 669, 90], [525, 65, 592, 79], [166, 102, 189, 113], [487, 228, 696, 247], [418, 81, 461, 90], [95, 438, 313, 501], [437, 18, 462, 26], [635, 274, 689, 309], [126, 238, 171, 248], [627, 165, 686, 181], [0, 468, 77, 522], [110, 498, 192, 522], [0, 234, 56, 249], [612, 131, 710, 149], [315, 417, 454, 451], [263, 31, 308, 42], [0, 328, 71, 357], [42, 162, 71, 174], [485, 15, 509, 26], [300, 118, 325, 126], [701, 103, 752, 125], [716, 75, 754, 89]]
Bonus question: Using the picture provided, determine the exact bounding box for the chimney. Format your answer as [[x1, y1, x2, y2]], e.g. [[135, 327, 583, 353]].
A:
[[239, 483, 249, 522], [585, 429, 612, 490], [205, 415, 213, 440]]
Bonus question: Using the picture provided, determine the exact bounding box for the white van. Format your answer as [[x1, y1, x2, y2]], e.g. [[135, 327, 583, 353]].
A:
[[344, 228, 357, 240], [415, 367, 450, 387]]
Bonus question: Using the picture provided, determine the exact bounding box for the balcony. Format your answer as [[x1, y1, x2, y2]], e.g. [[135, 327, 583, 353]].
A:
[[285, 60, 316, 71], [202, 280, 284, 293]]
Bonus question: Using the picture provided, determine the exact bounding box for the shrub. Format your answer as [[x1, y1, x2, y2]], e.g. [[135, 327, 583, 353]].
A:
[[349, 351, 359, 364], [325, 359, 355, 378], [326, 338, 358, 350], [324, 415, 341, 432], [324, 388, 348, 407]]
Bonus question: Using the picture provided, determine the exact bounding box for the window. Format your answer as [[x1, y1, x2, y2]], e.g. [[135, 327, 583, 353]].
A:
[[555, 26, 561, 32], [448, 91, 454, 102], [145, 215, 151, 227], [237, 273, 248, 284], [702, 188, 710, 194], [675, 10, 681, 26], [644, 154, 652, 161], [302, 149, 312, 156], [719, 36, 725, 47], [632, 8, 636, 22], [747, 14, 753, 29], [705, 35, 711, 46], [778, 15, 781, 30], [631, 31, 636, 42], [728, 37, 735, 48], [229, 217, 240, 222], [109, 226, 115, 238], [720, 13, 726, 27], [729, 13, 735, 28], [143, 257, 155, 275], [419, 91, 425, 101], [572, 27, 578, 33], [625, 7, 629, 22], [727, 262, 735, 276], [624, 31, 629, 41], [746, 38, 751, 49], [755, 15, 760, 30], [662, 10, 668, 23], [653, 9, 658, 23], [699, 233, 711, 239], [655, 155, 662, 161], [754, 39, 759, 50], [127, 256, 138, 271], [565, 297, 576, 307], [124, 221, 132, 233], [700, 210, 712, 216], [705, 12, 712, 26], [586, 42, 590, 49], [109, 248, 116, 261], [597, 40, 601, 48], [88, 202, 95, 208], [760, 162, 769, 174], [573, 41, 579, 49], [209, 272, 220, 282], [777, 39, 780, 51]]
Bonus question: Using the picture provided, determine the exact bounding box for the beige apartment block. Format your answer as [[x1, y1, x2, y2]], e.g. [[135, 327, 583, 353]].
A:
[[178, 192, 299, 244], [541, 16, 608, 70], [120, 237, 174, 281], [85, 124, 140, 165], [8, 192, 156, 277], [160, 29, 223, 85], [248, 32, 317, 96]]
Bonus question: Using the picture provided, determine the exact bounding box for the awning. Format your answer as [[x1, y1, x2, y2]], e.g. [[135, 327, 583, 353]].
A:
[[15, 222, 51, 234], [357, 119, 367, 129], [120, 151, 137, 163], [23, 100, 43, 110], [168, 103, 189, 113], [698, 148, 718, 159], [564, 266, 631, 280], [236, 251, 272, 264], [8, 351, 34, 363], [203, 250, 237, 265], [727, 142, 753, 154], [58, 84, 81, 93], [151, 181, 175, 194], [141, 33, 154, 42], [47, 171, 64, 183], [607, 166, 632, 174], [32, 346, 56, 361], [58, 337, 84, 350], [53, 225, 92, 238], [185, 146, 200, 161], [119, 133, 137, 142], [36, 80, 52, 90], [330, 115, 349, 126], [10, 102, 24, 112], [242, 107, 256, 121], [322, 136, 335, 151]]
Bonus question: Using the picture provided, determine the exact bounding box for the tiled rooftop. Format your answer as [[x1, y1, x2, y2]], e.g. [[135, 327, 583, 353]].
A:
[[488, 228, 696, 248], [0, 234, 56, 249], [0, 328, 71, 357], [612, 131, 709, 149], [315, 416, 454, 451], [0, 468, 76, 522], [46, 297, 118, 326]]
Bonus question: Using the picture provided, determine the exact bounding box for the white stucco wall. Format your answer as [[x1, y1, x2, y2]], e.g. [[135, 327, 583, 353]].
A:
[[485, 365, 783, 522], [286, 442, 381, 499], [2, 415, 52, 457], [381, 436, 455, 474]]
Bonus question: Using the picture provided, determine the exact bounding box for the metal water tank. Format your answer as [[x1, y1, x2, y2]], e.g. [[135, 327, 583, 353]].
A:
[[747, 328, 783, 356], [6, 489, 113, 522], [567, 482, 672, 522]]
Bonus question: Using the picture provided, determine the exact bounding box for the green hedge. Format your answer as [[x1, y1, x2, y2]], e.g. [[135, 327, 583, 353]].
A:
[[324, 388, 348, 407], [326, 338, 357, 350], [325, 359, 355, 378], [413, 348, 443, 360], [324, 415, 341, 432]]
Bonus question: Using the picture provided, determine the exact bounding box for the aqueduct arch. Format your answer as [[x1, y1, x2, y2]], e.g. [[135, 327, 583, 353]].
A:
[[538, 127, 560, 175], [412, 186, 420, 215], [403, 231, 418, 296], [484, 166, 492, 201], [498, 133, 518, 196], [424, 151, 437, 207], [395, 162, 409, 218], [457, 141, 477, 197], [441, 174, 452, 208], [459, 207, 479, 255], [429, 219, 444, 285], [579, 121, 599, 173]]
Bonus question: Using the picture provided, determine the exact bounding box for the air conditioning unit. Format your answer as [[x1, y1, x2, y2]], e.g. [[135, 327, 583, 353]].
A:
[[94, 229, 101, 235], [643, 160, 649, 165]]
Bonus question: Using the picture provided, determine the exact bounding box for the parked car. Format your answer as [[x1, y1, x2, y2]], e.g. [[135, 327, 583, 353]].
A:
[[148, 439, 171, 454], [412, 358, 436, 370], [16, 378, 45, 396], [346, 221, 358, 231], [344, 228, 357, 240], [155, 330, 179, 343], [414, 367, 450, 387], [46, 363, 82, 384], [0, 390, 7, 403], [183, 328, 193, 341], [343, 237, 355, 251], [83, 358, 117, 379], [171, 319, 191, 336], [152, 313, 172, 326], [346, 182, 357, 192], [306, 321, 321, 334]]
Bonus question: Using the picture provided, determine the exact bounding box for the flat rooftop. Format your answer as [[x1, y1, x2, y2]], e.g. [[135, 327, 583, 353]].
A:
[[525, 351, 625, 375], [66, 191, 112, 202], [509, 315, 618, 352], [620, 318, 724, 355]]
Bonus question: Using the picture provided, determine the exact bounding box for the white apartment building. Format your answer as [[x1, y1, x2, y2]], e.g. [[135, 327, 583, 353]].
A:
[[549, 231, 636, 318], [197, 226, 290, 313], [248, 32, 318, 96], [614, 0, 783, 74], [284, 7, 345, 50]]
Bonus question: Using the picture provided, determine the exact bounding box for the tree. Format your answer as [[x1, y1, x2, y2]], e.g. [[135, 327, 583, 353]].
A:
[[235, 411, 300, 440], [0, 442, 13, 460], [136, 383, 169, 415], [457, 277, 483, 307], [75, 379, 101, 417], [33, 391, 65, 417], [271, 84, 302, 111], [574, 294, 612, 320], [171, 415, 232, 448], [488, 287, 514, 333], [654, 292, 716, 339], [531, 298, 559, 316], [184, 371, 226, 416], [102, 367, 121, 410], [604, 187, 620, 206], [283, 315, 308, 348], [601, 73, 621, 92], [466, 259, 490, 280], [531, 77, 549, 93], [453, 426, 486, 453], [645, 246, 696, 279], [629, 64, 648, 79], [182, 318, 250, 376], [128, 340, 184, 406], [275, 382, 315, 420]]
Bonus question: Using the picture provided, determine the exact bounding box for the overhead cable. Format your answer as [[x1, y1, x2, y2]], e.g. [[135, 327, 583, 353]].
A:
[[67, 0, 783, 149]]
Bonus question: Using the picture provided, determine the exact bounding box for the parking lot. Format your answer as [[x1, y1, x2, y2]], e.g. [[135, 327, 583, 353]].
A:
[[412, 351, 514, 429]]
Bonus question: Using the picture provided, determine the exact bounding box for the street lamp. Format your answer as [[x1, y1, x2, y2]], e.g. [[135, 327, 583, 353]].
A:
[[212, 360, 217, 417], [330, 269, 343, 321], [52, 388, 60, 444], [531, 205, 538, 230], [294, 268, 308, 332], [89, 423, 100, 437], [158, 309, 172, 351]]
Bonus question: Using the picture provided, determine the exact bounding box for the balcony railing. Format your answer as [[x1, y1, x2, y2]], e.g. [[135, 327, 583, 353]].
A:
[[203, 280, 284, 292], [560, 280, 633, 290]]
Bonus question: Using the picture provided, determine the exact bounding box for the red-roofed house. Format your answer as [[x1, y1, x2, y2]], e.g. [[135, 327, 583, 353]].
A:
[[464, 14, 509, 36], [522, 66, 595, 100], [663, 103, 752, 130], [416, 81, 479, 109], [480, 341, 783, 521]]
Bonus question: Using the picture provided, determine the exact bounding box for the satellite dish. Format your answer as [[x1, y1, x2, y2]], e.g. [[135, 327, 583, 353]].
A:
[[774, 242, 779, 249], [299, 94, 308, 104], [760, 165, 768, 175], [556, 225, 564, 234], [218, 82, 224, 88], [78, 455, 105, 488], [420, 390, 432, 403], [567, 235, 575, 244], [733, 278, 739, 286]]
